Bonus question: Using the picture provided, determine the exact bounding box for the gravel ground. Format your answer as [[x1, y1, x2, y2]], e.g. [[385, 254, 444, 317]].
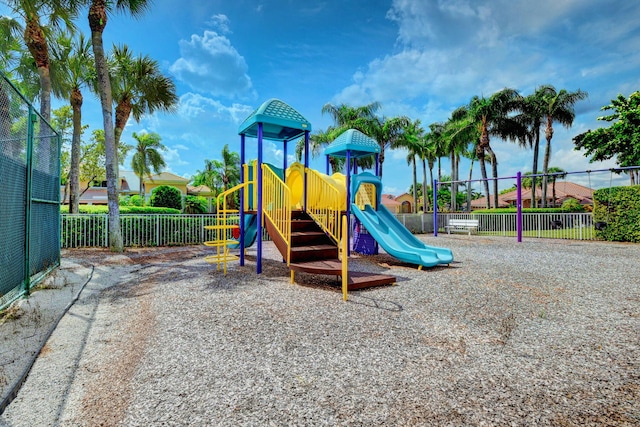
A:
[[1, 235, 639, 426]]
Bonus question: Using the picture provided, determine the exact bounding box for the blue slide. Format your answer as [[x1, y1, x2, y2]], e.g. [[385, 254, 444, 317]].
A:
[[351, 204, 454, 268], [228, 214, 258, 249]]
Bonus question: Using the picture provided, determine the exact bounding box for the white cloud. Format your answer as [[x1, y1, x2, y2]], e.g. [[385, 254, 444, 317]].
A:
[[178, 93, 253, 123], [163, 146, 189, 167], [207, 14, 231, 34], [169, 30, 255, 99]]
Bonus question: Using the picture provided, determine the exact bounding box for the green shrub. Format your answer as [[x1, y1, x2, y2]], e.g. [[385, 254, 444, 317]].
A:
[[593, 186, 640, 242], [61, 205, 180, 214], [560, 198, 585, 213], [184, 195, 208, 214], [149, 185, 183, 211], [119, 195, 144, 206]]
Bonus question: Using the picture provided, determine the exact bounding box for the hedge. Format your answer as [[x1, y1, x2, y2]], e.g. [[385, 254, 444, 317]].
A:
[[593, 186, 640, 242], [61, 205, 181, 214]]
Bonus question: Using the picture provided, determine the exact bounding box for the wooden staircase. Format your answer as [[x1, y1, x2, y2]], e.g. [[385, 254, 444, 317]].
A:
[[265, 210, 395, 290]]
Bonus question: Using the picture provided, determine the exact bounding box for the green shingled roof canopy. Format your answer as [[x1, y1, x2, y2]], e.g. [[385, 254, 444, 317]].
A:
[[324, 129, 380, 158], [238, 98, 312, 141]]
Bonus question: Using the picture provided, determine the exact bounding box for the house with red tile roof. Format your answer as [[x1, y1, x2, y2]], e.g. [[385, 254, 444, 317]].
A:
[[470, 181, 594, 210]]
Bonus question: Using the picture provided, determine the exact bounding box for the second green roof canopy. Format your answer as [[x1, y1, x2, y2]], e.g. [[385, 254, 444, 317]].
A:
[[324, 129, 380, 158]]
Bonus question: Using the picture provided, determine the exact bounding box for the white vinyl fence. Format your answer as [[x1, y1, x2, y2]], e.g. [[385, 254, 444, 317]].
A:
[[61, 212, 598, 249]]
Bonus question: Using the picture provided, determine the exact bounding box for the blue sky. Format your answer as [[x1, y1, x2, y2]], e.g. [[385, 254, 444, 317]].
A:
[[6, 0, 640, 193]]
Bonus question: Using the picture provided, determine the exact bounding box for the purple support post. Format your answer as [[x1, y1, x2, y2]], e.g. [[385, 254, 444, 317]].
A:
[[346, 150, 351, 256], [303, 130, 310, 211], [257, 123, 263, 274], [375, 153, 379, 177], [326, 155, 330, 175], [239, 134, 246, 266], [283, 139, 288, 172], [433, 179, 438, 237], [516, 171, 522, 243]]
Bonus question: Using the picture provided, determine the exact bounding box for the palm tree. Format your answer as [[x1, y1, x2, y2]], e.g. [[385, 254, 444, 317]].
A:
[[321, 101, 381, 128], [443, 106, 477, 211], [51, 32, 94, 214], [217, 144, 240, 192], [547, 166, 566, 207], [419, 130, 439, 212], [467, 89, 526, 209], [87, 0, 151, 252], [321, 102, 409, 177], [520, 86, 553, 208], [109, 44, 178, 148], [3, 0, 77, 122], [397, 119, 424, 213], [131, 131, 166, 198], [540, 87, 588, 207], [193, 159, 223, 195], [294, 128, 345, 173]]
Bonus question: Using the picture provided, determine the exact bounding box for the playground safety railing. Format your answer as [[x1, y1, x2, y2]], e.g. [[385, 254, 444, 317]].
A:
[[262, 164, 292, 263], [306, 168, 343, 243]]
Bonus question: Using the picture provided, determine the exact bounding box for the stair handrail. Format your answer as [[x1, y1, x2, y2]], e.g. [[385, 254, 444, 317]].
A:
[[262, 164, 292, 264], [305, 168, 343, 243]]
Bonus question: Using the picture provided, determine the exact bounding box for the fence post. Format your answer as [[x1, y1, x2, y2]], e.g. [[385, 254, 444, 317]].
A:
[[23, 107, 37, 295]]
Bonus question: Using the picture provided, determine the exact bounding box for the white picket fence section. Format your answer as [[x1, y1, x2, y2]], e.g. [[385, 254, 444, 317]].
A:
[[60, 212, 597, 248]]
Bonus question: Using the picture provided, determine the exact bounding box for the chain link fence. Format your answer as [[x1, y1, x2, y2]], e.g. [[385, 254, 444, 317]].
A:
[[1, 73, 61, 310]]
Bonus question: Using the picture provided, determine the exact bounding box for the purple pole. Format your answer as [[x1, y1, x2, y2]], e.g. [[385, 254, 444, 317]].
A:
[[326, 155, 330, 175], [240, 134, 246, 266], [303, 130, 310, 211], [517, 171, 522, 243], [375, 153, 380, 177], [346, 150, 351, 256], [283, 139, 288, 172], [433, 179, 438, 237], [257, 123, 263, 273]]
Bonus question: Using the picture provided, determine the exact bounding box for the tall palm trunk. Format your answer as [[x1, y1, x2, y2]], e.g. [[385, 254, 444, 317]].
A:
[[89, 0, 123, 252], [24, 14, 53, 165], [422, 158, 428, 211], [486, 146, 499, 209], [541, 117, 554, 208], [378, 148, 386, 179], [478, 152, 490, 209], [466, 157, 475, 211], [530, 127, 540, 208], [450, 152, 457, 211], [411, 155, 418, 213], [69, 87, 83, 214]]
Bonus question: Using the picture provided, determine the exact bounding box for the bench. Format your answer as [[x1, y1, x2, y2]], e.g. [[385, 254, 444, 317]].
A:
[[444, 219, 479, 235]]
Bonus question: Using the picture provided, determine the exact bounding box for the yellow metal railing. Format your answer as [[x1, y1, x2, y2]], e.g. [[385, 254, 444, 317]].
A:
[[262, 164, 292, 264], [306, 168, 344, 243], [203, 179, 251, 274], [355, 182, 377, 210]]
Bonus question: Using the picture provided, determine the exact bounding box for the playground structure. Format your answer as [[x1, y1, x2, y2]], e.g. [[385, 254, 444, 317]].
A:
[[204, 99, 453, 299]]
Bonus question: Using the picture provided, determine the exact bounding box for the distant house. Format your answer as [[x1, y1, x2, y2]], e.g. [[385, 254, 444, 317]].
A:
[[394, 193, 413, 213], [470, 181, 594, 210], [61, 170, 191, 206], [381, 193, 402, 213]]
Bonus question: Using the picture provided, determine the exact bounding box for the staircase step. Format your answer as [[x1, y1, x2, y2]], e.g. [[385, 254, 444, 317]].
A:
[[289, 260, 396, 290], [347, 272, 396, 289], [289, 244, 338, 262], [291, 230, 331, 245], [290, 219, 317, 232]]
